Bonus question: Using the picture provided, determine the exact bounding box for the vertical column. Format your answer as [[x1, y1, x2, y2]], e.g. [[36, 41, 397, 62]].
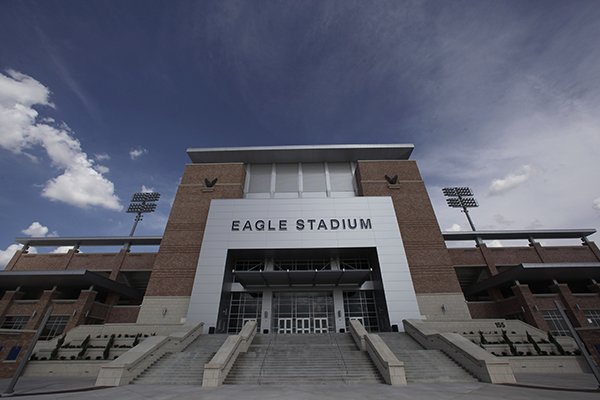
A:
[[24, 288, 59, 330], [64, 289, 98, 332], [550, 282, 589, 327], [0, 290, 23, 320], [333, 289, 346, 333], [261, 289, 272, 334], [511, 283, 548, 330]]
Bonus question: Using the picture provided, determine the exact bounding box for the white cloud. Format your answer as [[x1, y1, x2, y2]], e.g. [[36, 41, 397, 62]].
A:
[[129, 147, 148, 160], [593, 197, 600, 211], [446, 223, 462, 231], [51, 246, 74, 254], [0, 70, 121, 210], [0, 244, 37, 269], [94, 153, 110, 161], [95, 165, 110, 174], [141, 185, 154, 193], [22, 221, 49, 237], [489, 165, 533, 196]]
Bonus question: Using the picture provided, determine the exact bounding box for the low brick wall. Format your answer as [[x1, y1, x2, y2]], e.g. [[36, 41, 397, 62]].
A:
[[0, 330, 35, 379]]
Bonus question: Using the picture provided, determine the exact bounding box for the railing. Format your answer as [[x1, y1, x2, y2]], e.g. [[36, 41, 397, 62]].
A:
[[95, 322, 204, 386], [348, 320, 406, 385], [403, 319, 516, 384], [202, 320, 257, 387], [332, 333, 349, 377], [258, 334, 273, 385]]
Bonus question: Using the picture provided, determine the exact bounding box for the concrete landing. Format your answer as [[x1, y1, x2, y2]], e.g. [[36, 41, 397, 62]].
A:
[[1, 381, 598, 399]]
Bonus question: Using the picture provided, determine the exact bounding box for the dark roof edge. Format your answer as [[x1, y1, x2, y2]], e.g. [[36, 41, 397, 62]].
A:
[[15, 236, 162, 247], [442, 229, 596, 241], [186, 144, 414, 164]]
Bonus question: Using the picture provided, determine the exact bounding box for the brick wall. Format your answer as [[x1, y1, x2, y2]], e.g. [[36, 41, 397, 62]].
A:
[[0, 330, 35, 378], [144, 163, 245, 297], [356, 160, 463, 294]]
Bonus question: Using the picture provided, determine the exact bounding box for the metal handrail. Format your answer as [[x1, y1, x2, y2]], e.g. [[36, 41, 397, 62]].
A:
[[332, 333, 349, 377], [258, 335, 273, 384]]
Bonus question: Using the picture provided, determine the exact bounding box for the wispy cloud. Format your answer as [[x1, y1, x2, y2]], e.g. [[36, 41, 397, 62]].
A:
[[489, 165, 533, 196], [129, 147, 148, 160], [94, 153, 111, 161]]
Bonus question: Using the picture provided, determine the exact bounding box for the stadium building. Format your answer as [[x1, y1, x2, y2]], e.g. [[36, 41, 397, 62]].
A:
[[1, 144, 599, 386]]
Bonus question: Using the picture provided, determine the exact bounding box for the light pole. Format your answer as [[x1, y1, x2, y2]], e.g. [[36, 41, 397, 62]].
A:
[[127, 192, 160, 237], [442, 187, 478, 231]]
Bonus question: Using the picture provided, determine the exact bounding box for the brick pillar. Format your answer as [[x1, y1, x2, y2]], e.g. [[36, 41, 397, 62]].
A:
[[109, 249, 129, 280], [61, 248, 79, 269], [4, 249, 26, 271], [583, 239, 600, 262], [24, 288, 59, 330], [476, 244, 505, 301], [356, 160, 470, 319], [65, 289, 98, 331], [527, 239, 547, 262], [0, 290, 23, 319], [511, 283, 547, 329], [550, 283, 589, 327], [138, 163, 245, 324]]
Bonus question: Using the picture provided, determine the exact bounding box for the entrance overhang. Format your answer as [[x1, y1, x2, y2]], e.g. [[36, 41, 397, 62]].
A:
[[232, 269, 372, 288]]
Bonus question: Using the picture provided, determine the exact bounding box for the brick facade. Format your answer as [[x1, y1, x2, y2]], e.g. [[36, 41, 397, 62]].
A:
[[144, 163, 245, 297], [356, 160, 463, 294]]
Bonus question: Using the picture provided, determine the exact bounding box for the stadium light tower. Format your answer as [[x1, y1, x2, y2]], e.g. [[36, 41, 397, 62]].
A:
[[127, 192, 160, 236], [442, 187, 478, 231]]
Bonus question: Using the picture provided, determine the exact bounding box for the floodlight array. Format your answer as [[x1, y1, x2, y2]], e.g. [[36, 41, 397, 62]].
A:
[[461, 198, 478, 208], [441, 186, 478, 231], [131, 192, 161, 203], [442, 187, 473, 197], [446, 198, 462, 208], [127, 203, 157, 214]]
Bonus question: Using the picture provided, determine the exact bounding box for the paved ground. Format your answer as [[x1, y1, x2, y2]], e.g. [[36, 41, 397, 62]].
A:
[[0, 375, 598, 400]]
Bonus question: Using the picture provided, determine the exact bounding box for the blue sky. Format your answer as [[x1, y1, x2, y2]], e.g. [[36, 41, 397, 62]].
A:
[[1, 0, 600, 264]]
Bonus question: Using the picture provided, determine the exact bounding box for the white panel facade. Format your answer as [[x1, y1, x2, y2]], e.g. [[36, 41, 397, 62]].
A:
[[186, 197, 422, 329]]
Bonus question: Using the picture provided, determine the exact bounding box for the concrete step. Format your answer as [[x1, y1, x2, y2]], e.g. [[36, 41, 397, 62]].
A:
[[133, 334, 229, 385], [224, 333, 383, 385], [380, 333, 478, 383]]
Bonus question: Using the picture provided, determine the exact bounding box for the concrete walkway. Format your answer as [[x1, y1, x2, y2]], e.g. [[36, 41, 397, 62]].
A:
[[0, 380, 598, 400]]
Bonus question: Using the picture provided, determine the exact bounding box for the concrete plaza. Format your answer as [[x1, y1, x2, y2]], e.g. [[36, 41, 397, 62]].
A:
[[1, 375, 599, 400]]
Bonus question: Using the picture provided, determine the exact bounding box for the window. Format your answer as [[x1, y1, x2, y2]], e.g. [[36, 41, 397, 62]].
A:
[[227, 293, 262, 334], [248, 164, 272, 193], [542, 310, 571, 336], [584, 310, 600, 327], [328, 163, 354, 192], [245, 162, 356, 197], [40, 316, 69, 340], [5, 346, 21, 361], [343, 291, 380, 332], [301, 163, 327, 192], [275, 163, 298, 193], [0, 316, 29, 330]]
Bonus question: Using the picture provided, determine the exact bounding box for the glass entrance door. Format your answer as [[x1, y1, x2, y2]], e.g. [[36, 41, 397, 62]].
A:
[[278, 318, 293, 334], [296, 318, 311, 334], [313, 318, 328, 334], [272, 292, 334, 334]]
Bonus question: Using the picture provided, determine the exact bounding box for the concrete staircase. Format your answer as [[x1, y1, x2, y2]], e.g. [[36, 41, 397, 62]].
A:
[[379, 333, 477, 383], [133, 334, 228, 385], [225, 333, 383, 384]]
